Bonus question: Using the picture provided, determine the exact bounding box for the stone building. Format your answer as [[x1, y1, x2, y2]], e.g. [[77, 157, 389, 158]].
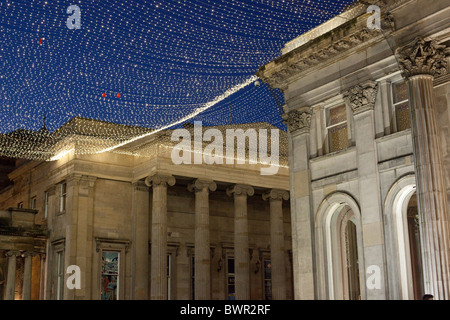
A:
[[0, 118, 293, 300], [258, 0, 450, 300]]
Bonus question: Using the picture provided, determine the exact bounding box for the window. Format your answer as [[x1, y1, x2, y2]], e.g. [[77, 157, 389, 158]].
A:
[[326, 104, 349, 153], [44, 191, 49, 219], [60, 182, 67, 212], [17, 202, 23, 209], [101, 251, 120, 300], [227, 257, 235, 300], [31, 196, 37, 210], [190, 255, 195, 300], [392, 81, 411, 132], [56, 250, 64, 300], [263, 259, 272, 300], [168, 254, 173, 300]]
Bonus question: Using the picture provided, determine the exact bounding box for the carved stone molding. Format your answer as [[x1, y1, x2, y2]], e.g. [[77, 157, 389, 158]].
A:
[[282, 108, 312, 135], [187, 179, 217, 193], [343, 80, 379, 115], [257, 22, 386, 89], [145, 173, 176, 188], [262, 189, 290, 202], [395, 37, 450, 78], [226, 184, 254, 197]]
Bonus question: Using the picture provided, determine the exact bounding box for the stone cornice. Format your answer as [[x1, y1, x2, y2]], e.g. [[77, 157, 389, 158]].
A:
[[257, 11, 393, 89], [281, 108, 312, 135], [395, 37, 450, 78], [343, 81, 379, 115]]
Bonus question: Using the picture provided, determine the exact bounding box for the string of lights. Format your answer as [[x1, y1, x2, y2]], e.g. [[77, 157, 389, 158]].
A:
[[0, 0, 355, 160]]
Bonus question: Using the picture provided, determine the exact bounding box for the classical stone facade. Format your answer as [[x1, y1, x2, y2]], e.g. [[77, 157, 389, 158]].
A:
[[0, 121, 293, 300], [258, 0, 450, 300]]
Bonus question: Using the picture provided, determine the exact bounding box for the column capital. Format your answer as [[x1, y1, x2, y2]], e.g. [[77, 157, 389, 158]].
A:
[[282, 107, 312, 135], [343, 80, 379, 115], [395, 37, 450, 78], [22, 251, 36, 258], [5, 250, 21, 258], [145, 173, 176, 188], [187, 179, 217, 193], [262, 189, 290, 202], [226, 184, 254, 197]]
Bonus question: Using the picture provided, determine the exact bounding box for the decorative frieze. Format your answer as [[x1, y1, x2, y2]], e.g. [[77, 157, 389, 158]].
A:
[[395, 37, 449, 78], [343, 81, 379, 115]]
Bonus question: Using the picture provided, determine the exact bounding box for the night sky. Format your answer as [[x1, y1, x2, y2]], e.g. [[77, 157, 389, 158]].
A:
[[0, 0, 355, 135]]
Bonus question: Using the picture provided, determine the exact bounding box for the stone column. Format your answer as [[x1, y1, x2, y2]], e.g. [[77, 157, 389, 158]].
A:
[[65, 174, 97, 300], [22, 252, 34, 300], [282, 107, 315, 300], [5, 251, 20, 300], [396, 37, 450, 299], [131, 181, 150, 300], [188, 179, 217, 300], [226, 184, 254, 300], [145, 173, 176, 300], [263, 189, 290, 300], [344, 80, 387, 300]]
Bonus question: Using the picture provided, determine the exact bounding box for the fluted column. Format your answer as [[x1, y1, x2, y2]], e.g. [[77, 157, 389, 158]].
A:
[[22, 252, 34, 300], [5, 251, 20, 300], [263, 189, 289, 300], [396, 37, 450, 299], [282, 107, 315, 299], [227, 184, 254, 300], [145, 173, 176, 300], [188, 179, 217, 300]]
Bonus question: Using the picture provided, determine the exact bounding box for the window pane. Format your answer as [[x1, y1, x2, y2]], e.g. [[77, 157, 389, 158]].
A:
[[328, 105, 347, 126], [393, 81, 408, 104], [227, 258, 234, 274], [329, 123, 349, 152], [101, 251, 119, 300], [395, 102, 411, 132]]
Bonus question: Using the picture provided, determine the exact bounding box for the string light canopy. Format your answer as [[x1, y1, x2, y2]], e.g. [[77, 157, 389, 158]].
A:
[[0, 0, 355, 160]]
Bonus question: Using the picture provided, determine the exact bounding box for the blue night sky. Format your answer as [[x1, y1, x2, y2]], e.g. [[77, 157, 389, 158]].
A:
[[0, 0, 355, 134]]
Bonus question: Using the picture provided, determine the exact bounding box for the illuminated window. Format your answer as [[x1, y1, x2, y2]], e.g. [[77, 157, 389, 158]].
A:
[[327, 105, 349, 153], [392, 81, 411, 132], [101, 251, 120, 300]]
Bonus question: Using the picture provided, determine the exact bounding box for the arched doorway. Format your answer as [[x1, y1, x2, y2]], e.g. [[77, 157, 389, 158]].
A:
[[316, 193, 365, 300], [384, 174, 424, 300]]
